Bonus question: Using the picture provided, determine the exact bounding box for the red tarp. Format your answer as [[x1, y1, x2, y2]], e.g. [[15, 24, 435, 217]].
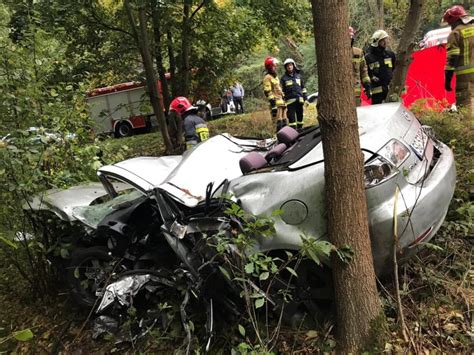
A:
[[401, 44, 456, 110], [361, 38, 456, 110]]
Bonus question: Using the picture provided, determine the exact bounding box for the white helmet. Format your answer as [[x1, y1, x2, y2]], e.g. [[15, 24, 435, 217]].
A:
[[283, 58, 298, 70], [371, 30, 389, 47]]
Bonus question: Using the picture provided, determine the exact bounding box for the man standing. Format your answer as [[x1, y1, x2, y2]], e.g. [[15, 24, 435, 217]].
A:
[[365, 30, 396, 104], [280, 58, 307, 130], [169, 97, 209, 150], [443, 5, 474, 117], [263, 56, 287, 132], [349, 27, 371, 106], [230, 81, 245, 114]]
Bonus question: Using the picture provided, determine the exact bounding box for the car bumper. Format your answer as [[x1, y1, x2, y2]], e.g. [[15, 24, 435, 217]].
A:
[[368, 142, 456, 275]]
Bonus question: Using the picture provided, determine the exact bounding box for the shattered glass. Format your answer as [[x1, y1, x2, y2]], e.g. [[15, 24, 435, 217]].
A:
[[72, 190, 143, 229]]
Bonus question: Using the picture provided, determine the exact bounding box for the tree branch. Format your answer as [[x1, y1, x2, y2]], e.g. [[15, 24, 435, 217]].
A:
[[88, 5, 134, 39], [190, 0, 207, 20]]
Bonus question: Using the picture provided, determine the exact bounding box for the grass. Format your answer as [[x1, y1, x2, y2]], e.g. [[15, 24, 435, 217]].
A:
[[0, 106, 472, 353]]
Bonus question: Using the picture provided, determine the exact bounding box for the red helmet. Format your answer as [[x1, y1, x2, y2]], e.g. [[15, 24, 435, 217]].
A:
[[264, 56, 278, 69], [169, 96, 193, 115], [348, 26, 355, 39], [442, 5, 467, 25]]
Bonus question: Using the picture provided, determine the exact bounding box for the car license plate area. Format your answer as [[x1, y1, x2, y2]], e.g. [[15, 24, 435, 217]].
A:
[[410, 128, 428, 159]]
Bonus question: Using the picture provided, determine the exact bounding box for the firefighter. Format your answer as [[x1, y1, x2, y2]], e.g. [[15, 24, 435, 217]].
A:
[[280, 58, 307, 130], [443, 5, 474, 117], [169, 96, 209, 150], [349, 26, 371, 106], [263, 56, 287, 132], [365, 30, 396, 104]]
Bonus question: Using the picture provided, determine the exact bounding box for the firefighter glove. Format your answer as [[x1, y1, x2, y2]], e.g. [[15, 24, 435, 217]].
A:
[[303, 93, 308, 102], [444, 70, 454, 92], [372, 76, 380, 83]]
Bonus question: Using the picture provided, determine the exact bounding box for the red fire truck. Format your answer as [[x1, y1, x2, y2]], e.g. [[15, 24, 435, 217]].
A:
[[87, 81, 161, 138]]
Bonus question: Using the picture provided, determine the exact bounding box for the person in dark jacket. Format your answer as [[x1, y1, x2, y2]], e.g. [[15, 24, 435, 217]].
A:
[[365, 30, 396, 104], [169, 96, 209, 150], [280, 58, 307, 130]]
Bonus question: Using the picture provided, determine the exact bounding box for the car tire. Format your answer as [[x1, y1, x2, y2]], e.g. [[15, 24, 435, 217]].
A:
[[115, 122, 133, 138], [67, 246, 114, 309]]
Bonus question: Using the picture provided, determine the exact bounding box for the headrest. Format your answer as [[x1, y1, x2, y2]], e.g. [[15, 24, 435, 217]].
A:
[[239, 152, 267, 174], [265, 143, 287, 161], [277, 126, 299, 145]]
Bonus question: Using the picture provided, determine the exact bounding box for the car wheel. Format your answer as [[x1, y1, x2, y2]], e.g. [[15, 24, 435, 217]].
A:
[[115, 122, 133, 138], [67, 246, 116, 309]]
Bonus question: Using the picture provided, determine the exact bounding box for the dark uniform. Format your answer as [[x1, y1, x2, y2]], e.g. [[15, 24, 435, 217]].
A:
[[280, 71, 307, 129], [365, 46, 396, 104], [352, 47, 371, 106], [445, 19, 474, 116], [183, 111, 209, 150]]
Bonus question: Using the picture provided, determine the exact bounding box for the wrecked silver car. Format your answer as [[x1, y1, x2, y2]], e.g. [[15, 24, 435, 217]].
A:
[[26, 103, 455, 315]]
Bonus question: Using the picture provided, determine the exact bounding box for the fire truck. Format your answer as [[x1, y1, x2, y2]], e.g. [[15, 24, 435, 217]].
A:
[[86, 81, 159, 138]]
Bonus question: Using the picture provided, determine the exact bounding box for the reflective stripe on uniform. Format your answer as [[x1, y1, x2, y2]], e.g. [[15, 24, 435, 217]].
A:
[[285, 80, 293, 86], [460, 27, 474, 38], [275, 99, 285, 106], [445, 65, 455, 70], [362, 76, 370, 84], [372, 86, 383, 94], [196, 126, 209, 142], [447, 48, 461, 55], [285, 98, 297, 105], [384, 58, 393, 68], [288, 122, 297, 127], [459, 27, 473, 72], [369, 62, 380, 70], [455, 64, 474, 75]]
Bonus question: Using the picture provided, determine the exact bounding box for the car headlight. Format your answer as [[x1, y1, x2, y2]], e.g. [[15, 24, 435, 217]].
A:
[[364, 157, 396, 187], [364, 139, 408, 187], [378, 139, 410, 167]]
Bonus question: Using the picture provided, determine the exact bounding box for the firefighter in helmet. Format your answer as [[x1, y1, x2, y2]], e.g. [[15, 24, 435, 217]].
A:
[[365, 30, 396, 104], [169, 96, 209, 150], [349, 26, 371, 106], [263, 56, 287, 132], [280, 58, 307, 130], [442, 5, 474, 117]]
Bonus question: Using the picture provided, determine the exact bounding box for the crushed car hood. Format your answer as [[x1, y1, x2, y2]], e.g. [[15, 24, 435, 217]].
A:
[[158, 134, 272, 207], [25, 182, 116, 221], [98, 156, 182, 192]]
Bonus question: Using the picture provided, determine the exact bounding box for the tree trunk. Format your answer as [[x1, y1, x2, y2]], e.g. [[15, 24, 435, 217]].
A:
[[124, 0, 174, 154], [310, 1, 383, 353], [166, 30, 178, 97], [463, 0, 470, 11], [376, 0, 384, 28], [178, 0, 192, 97], [387, 0, 424, 102], [150, 0, 172, 110]]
